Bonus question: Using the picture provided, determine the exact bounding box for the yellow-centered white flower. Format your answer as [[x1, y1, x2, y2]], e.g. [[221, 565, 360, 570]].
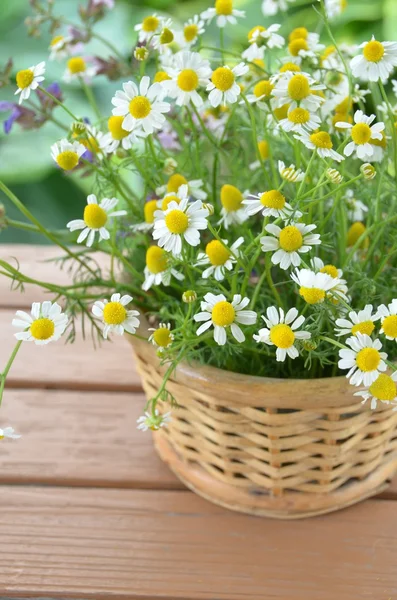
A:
[[196, 237, 244, 281], [194, 293, 257, 346], [180, 15, 205, 47], [335, 305, 377, 337], [338, 333, 387, 387], [63, 56, 97, 83], [12, 301, 68, 345], [294, 130, 344, 162], [111, 76, 170, 135], [142, 245, 184, 291], [243, 189, 301, 219], [207, 63, 248, 107], [271, 72, 325, 111], [67, 194, 126, 247], [375, 299, 397, 342], [0, 427, 21, 440], [15, 61, 45, 104], [350, 36, 397, 83], [51, 139, 86, 171], [260, 222, 321, 269], [163, 51, 212, 107], [137, 409, 171, 431], [99, 115, 145, 153], [278, 106, 321, 133], [200, 0, 245, 28], [354, 371, 397, 410], [92, 293, 140, 339], [148, 323, 174, 350], [134, 14, 163, 43], [291, 268, 342, 305], [217, 184, 249, 229], [254, 306, 311, 362], [336, 110, 385, 160]]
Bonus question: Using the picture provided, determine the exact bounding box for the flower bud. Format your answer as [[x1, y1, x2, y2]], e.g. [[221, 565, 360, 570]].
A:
[[360, 163, 376, 180], [326, 168, 343, 184], [70, 121, 86, 135], [163, 157, 178, 175], [203, 202, 214, 216], [134, 46, 149, 61], [302, 339, 318, 351], [182, 290, 197, 303]]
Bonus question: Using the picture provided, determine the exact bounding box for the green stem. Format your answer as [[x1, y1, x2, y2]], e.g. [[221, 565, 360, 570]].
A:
[[0, 341, 22, 408]]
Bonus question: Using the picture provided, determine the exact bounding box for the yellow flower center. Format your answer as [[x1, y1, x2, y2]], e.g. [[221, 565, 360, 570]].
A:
[[351, 321, 375, 336], [144, 200, 158, 224], [56, 150, 79, 171], [279, 62, 301, 73], [83, 136, 100, 154], [184, 24, 199, 42], [16, 69, 34, 89], [108, 115, 130, 140], [279, 225, 303, 252], [382, 315, 397, 339], [369, 373, 396, 402], [258, 140, 269, 160], [153, 327, 172, 347], [129, 96, 151, 119], [177, 69, 199, 92], [363, 40, 385, 63], [321, 45, 336, 63], [103, 302, 127, 325], [67, 57, 86, 74], [206, 240, 231, 266], [154, 70, 171, 83], [356, 347, 381, 372], [253, 80, 274, 98], [165, 209, 189, 234], [215, 0, 233, 15], [273, 104, 290, 120], [212, 301, 235, 326], [289, 27, 308, 41], [142, 15, 159, 32], [248, 25, 266, 43], [211, 67, 235, 92], [30, 318, 55, 340], [288, 38, 309, 57], [83, 204, 108, 229], [161, 194, 180, 210], [167, 173, 188, 193], [220, 184, 243, 211], [50, 35, 64, 47], [320, 264, 338, 278], [160, 28, 174, 44], [299, 287, 326, 304], [310, 131, 333, 149], [269, 324, 295, 348], [347, 221, 368, 248], [288, 107, 310, 124], [287, 74, 310, 101], [146, 246, 167, 273], [260, 190, 286, 209], [351, 122, 372, 145]]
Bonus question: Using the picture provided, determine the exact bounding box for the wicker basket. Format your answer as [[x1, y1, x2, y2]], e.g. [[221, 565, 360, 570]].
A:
[[129, 335, 397, 519]]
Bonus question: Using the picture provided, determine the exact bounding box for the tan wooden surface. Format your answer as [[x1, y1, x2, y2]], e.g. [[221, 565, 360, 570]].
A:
[[0, 244, 397, 599]]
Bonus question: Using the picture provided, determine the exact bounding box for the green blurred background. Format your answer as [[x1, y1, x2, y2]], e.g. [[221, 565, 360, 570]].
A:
[[0, 0, 394, 244]]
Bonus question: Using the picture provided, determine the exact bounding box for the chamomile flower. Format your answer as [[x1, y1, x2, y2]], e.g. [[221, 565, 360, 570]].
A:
[[291, 268, 341, 304], [262, 0, 290, 16], [131, 200, 159, 233], [92, 293, 140, 339], [278, 161, 305, 182], [326, 167, 344, 184], [157, 181, 191, 213], [324, 0, 347, 19], [111, 76, 170, 135], [271, 72, 325, 111], [336, 110, 385, 160], [135, 14, 163, 43], [12, 301, 68, 345], [0, 427, 21, 440], [375, 299, 397, 342], [242, 24, 285, 61], [350, 36, 397, 82], [344, 189, 368, 221], [295, 130, 344, 162], [335, 305, 377, 337], [196, 237, 244, 281], [287, 31, 324, 64], [142, 245, 184, 291], [181, 15, 205, 46], [50, 139, 86, 171], [137, 409, 171, 431], [218, 184, 249, 229], [207, 63, 248, 107], [309, 257, 348, 302], [354, 371, 397, 409], [148, 323, 174, 350], [67, 194, 126, 247], [245, 79, 275, 105], [14, 61, 45, 104], [160, 173, 208, 201], [260, 222, 321, 270], [254, 306, 311, 362], [201, 0, 245, 28], [164, 51, 212, 107], [63, 56, 97, 83], [243, 189, 300, 219], [278, 106, 321, 133], [48, 35, 74, 61], [152, 195, 209, 256], [338, 334, 387, 387], [194, 293, 257, 345], [99, 115, 145, 153]]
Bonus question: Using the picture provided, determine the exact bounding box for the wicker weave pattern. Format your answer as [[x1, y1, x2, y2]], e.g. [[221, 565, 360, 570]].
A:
[[131, 339, 397, 517]]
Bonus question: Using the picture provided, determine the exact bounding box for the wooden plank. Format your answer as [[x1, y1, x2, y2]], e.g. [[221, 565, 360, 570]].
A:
[[0, 309, 142, 392], [0, 244, 111, 308], [0, 389, 181, 490], [1, 486, 397, 599]]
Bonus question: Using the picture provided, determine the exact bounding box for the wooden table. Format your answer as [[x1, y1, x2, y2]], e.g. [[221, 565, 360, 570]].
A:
[[1, 244, 397, 599]]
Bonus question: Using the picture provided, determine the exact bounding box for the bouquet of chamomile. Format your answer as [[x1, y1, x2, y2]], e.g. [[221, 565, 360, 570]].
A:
[[0, 0, 397, 436]]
